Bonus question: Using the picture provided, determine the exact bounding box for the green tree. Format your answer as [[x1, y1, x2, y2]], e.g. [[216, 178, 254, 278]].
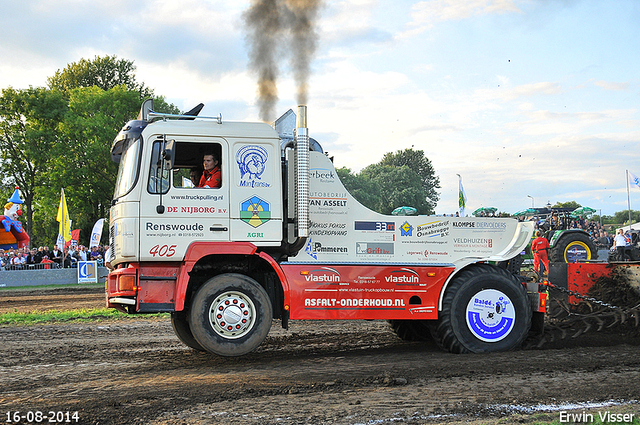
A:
[[0, 87, 67, 241], [613, 210, 640, 226], [360, 164, 433, 214], [337, 149, 440, 215], [48, 55, 149, 96], [43, 86, 142, 245], [336, 167, 380, 211], [552, 201, 581, 209], [378, 148, 440, 210]]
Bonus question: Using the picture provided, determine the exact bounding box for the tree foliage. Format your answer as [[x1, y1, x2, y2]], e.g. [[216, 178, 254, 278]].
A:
[[614, 210, 640, 226], [552, 200, 581, 209], [0, 87, 67, 239], [47, 55, 149, 95], [338, 149, 440, 215]]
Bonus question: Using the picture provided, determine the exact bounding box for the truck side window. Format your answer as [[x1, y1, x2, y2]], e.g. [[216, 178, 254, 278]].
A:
[[169, 142, 222, 189], [148, 141, 170, 194]]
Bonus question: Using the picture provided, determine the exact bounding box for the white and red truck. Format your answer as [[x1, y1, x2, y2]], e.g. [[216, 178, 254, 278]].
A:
[[106, 100, 544, 355]]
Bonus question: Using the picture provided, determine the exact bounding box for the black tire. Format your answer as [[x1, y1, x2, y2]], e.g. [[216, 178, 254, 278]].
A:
[[432, 264, 531, 354], [171, 311, 206, 351], [189, 273, 272, 357], [388, 320, 432, 341], [550, 232, 598, 263]]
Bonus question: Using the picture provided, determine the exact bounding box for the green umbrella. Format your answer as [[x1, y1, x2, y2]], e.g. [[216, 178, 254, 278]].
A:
[[392, 206, 418, 216], [513, 208, 537, 217], [472, 207, 497, 216], [570, 206, 596, 218]]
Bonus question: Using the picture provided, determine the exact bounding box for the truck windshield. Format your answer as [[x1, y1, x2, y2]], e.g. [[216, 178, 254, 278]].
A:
[[113, 135, 142, 200]]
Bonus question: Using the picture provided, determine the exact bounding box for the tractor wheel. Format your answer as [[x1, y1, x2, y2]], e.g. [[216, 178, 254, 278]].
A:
[[171, 310, 206, 351], [432, 264, 531, 354], [189, 273, 272, 357], [388, 320, 432, 341], [550, 232, 598, 263]]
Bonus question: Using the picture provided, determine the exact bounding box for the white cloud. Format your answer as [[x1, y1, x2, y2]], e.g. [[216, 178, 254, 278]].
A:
[[402, 0, 522, 36], [593, 80, 630, 91]]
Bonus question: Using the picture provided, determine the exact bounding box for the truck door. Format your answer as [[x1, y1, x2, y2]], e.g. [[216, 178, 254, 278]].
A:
[[229, 141, 283, 244], [139, 136, 230, 262]]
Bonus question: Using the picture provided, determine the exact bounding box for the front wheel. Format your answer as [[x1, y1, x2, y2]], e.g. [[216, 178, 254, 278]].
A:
[[189, 274, 272, 357], [171, 311, 206, 351], [432, 264, 531, 354]]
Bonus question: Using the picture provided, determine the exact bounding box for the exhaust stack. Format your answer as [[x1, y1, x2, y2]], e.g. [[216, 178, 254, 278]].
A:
[[295, 105, 309, 238]]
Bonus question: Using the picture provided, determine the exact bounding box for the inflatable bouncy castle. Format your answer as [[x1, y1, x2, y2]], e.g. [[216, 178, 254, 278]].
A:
[[0, 187, 30, 249]]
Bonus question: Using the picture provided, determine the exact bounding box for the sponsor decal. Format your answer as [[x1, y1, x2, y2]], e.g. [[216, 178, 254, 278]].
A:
[[304, 267, 341, 284], [247, 232, 264, 238], [310, 199, 347, 207], [166, 206, 227, 214], [240, 195, 271, 228], [416, 220, 450, 238], [146, 222, 204, 231], [309, 221, 347, 236], [312, 242, 348, 253], [475, 221, 507, 229], [305, 238, 348, 259], [356, 242, 394, 255], [409, 306, 434, 314], [466, 289, 515, 342], [424, 249, 450, 258], [305, 238, 317, 260], [385, 268, 420, 284], [354, 221, 395, 232], [453, 238, 493, 248], [236, 145, 271, 187], [169, 194, 224, 201], [304, 297, 406, 308], [400, 221, 412, 236], [309, 168, 336, 183]]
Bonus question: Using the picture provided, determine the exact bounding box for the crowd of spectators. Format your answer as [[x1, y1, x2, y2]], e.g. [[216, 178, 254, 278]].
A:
[[0, 244, 109, 271]]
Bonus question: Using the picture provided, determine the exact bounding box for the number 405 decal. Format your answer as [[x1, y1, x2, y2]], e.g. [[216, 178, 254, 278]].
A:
[[149, 244, 177, 257]]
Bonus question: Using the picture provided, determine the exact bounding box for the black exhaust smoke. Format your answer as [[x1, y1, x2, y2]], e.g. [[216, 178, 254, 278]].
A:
[[244, 0, 322, 122]]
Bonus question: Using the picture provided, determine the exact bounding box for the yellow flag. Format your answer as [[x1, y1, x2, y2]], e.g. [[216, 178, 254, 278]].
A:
[[57, 188, 72, 242]]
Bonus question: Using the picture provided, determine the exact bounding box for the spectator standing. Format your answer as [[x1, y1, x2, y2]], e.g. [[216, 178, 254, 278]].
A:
[[11, 252, 25, 270], [614, 229, 629, 260], [51, 245, 63, 266], [78, 246, 88, 262], [26, 249, 38, 265]]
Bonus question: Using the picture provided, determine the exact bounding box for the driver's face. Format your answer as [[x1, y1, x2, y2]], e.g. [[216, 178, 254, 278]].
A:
[[203, 155, 218, 171]]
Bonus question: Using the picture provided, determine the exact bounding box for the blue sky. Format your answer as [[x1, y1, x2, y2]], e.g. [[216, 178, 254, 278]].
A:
[[1, 0, 639, 217]]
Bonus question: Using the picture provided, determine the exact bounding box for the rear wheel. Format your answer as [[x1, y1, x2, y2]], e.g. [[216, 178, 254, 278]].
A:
[[189, 273, 272, 357], [432, 264, 531, 354], [388, 320, 432, 341], [171, 311, 205, 351]]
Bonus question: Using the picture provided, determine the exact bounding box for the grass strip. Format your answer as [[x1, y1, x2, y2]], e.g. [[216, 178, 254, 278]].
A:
[[0, 308, 168, 325]]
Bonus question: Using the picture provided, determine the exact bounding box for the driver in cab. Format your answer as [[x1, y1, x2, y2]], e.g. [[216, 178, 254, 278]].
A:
[[197, 153, 221, 188]]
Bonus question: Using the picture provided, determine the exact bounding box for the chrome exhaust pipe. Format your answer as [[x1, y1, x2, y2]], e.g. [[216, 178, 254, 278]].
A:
[[295, 105, 309, 238]]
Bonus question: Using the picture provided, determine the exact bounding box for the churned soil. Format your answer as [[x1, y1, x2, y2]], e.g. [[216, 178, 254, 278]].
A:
[[1, 286, 639, 425]]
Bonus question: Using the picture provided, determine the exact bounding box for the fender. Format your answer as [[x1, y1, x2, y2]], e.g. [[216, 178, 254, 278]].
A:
[[174, 241, 289, 311]]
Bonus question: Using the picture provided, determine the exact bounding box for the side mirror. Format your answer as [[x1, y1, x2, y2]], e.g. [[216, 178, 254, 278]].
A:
[[162, 139, 175, 170]]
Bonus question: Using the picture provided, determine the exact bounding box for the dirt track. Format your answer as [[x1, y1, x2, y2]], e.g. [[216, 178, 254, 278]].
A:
[[1, 287, 639, 425]]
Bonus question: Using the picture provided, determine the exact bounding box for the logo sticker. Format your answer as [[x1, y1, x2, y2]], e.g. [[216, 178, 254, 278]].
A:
[[400, 221, 413, 236], [236, 145, 271, 187], [240, 195, 270, 228]]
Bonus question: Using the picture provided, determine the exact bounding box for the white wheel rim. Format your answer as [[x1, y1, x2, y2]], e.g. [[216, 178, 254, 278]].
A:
[[465, 289, 516, 342], [209, 291, 257, 339]]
